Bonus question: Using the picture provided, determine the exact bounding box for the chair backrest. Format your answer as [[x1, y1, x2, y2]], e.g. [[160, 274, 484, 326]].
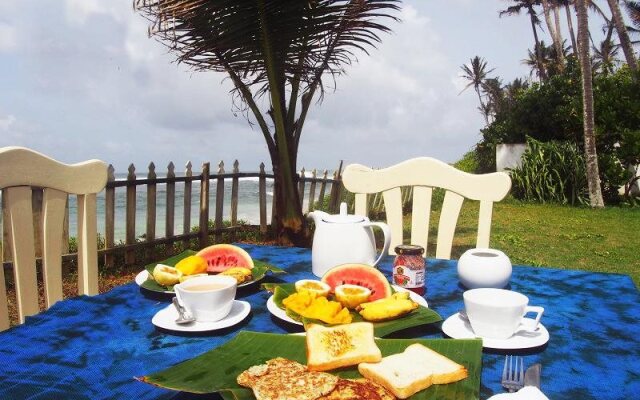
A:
[[0, 147, 108, 330], [342, 157, 511, 260]]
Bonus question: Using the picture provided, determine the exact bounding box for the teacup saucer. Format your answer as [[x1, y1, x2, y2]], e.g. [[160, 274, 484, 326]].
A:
[[441, 312, 549, 350], [152, 300, 250, 332]]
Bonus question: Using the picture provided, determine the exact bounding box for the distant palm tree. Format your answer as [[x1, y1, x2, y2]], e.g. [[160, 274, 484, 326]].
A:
[[481, 77, 505, 121], [460, 56, 495, 125], [522, 40, 569, 78], [500, 0, 548, 81], [560, 0, 579, 54], [576, 0, 605, 207], [626, 0, 640, 27], [607, 0, 639, 72], [593, 24, 620, 74], [541, 0, 565, 67]]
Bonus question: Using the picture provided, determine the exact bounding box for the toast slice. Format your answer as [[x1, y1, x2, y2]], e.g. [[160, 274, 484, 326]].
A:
[[358, 343, 468, 399], [306, 322, 382, 371]]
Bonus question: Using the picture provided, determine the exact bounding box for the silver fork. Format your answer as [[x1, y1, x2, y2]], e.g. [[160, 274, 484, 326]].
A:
[[501, 355, 525, 392]]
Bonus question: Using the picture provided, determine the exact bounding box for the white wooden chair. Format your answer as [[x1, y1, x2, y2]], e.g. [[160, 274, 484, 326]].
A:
[[342, 157, 512, 260], [0, 147, 108, 330]]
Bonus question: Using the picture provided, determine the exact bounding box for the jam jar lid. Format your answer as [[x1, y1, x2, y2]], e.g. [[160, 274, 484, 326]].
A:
[[394, 244, 424, 255]]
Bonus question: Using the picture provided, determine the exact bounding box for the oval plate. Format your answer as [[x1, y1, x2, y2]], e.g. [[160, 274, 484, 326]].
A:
[[267, 286, 429, 326]]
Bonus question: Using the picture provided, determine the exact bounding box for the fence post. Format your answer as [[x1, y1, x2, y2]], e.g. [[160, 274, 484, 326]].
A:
[[199, 162, 210, 248], [231, 160, 239, 226], [183, 161, 192, 249], [104, 165, 115, 268], [166, 162, 175, 241], [329, 160, 344, 212], [215, 161, 224, 243], [125, 164, 137, 265], [259, 163, 267, 233], [146, 162, 156, 260], [298, 167, 305, 211], [317, 169, 328, 210], [308, 169, 317, 212]]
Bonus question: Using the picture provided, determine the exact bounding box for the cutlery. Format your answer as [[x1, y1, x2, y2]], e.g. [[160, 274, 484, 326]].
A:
[[524, 363, 542, 389], [172, 297, 196, 324], [501, 355, 525, 392]]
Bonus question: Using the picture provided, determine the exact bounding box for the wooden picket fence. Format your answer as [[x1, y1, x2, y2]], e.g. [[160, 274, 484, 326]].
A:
[[1, 160, 344, 269]]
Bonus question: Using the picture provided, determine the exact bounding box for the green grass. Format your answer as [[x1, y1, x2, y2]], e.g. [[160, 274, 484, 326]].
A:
[[400, 198, 640, 288]]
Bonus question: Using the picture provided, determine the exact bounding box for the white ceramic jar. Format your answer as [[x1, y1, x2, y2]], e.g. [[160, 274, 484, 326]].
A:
[[457, 248, 512, 289]]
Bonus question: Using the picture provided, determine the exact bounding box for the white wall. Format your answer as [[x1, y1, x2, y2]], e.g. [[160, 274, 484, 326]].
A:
[[496, 143, 527, 172]]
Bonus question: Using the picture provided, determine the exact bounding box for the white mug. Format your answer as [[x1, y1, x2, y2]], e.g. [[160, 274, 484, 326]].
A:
[[174, 275, 237, 322], [463, 288, 544, 339]]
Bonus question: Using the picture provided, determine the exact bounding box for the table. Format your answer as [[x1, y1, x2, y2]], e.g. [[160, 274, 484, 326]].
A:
[[0, 244, 638, 399]]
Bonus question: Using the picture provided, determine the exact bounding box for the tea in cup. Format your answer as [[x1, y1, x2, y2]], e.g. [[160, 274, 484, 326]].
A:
[[463, 288, 544, 339], [174, 275, 237, 322]]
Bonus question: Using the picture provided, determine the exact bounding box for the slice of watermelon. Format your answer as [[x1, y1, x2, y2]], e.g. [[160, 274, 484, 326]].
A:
[[321, 263, 392, 301], [196, 244, 254, 273]]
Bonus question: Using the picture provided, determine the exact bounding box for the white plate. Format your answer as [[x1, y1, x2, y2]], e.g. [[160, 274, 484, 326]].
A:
[[441, 312, 550, 350], [136, 270, 260, 293], [267, 286, 429, 326], [152, 300, 251, 332]]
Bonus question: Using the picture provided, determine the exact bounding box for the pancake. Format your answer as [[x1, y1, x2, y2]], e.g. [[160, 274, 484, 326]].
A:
[[318, 378, 396, 400]]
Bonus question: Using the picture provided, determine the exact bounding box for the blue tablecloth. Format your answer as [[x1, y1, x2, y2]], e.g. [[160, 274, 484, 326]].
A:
[[0, 244, 638, 399]]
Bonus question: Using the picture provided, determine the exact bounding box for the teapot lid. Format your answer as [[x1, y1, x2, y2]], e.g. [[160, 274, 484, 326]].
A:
[[322, 202, 366, 223]]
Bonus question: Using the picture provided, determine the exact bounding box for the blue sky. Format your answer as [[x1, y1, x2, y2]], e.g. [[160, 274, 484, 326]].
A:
[[0, 0, 612, 173]]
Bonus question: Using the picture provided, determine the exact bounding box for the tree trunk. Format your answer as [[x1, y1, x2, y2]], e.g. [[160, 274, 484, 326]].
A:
[[566, 3, 578, 56], [475, 86, 489, 125], [553, 3, 564, 55], [270, 138, 309, 246], [529, 10, 548, 81], [606, 0, 639, 73], [541, 0, 564, 67], [576, 0, 605, 207]]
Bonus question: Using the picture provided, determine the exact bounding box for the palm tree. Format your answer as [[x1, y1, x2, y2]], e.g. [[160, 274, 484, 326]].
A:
[[626, 0, 640, 28], [541, 0, 565, 67], [522, 40, 568, 78], [593, 24, 620, 74], [460, 56, 495, 125], [500, 0, 548, 81], [576, 0, 605, 207], [480, 77, 505, 121], [560, 0, 579, 55], [607, 0, 639, 72], [134, 0, 400, 244]]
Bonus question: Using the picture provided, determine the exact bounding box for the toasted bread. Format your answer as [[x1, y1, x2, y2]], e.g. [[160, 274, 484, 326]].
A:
[[237, 357, 338, 400], [306, 322, 382, 372], [358, 343, 468, 399]]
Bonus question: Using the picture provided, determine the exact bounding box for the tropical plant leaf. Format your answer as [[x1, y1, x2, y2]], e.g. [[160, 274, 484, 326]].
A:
[[267, 283, 442, 337], [141, 251, 284, 293], [140, 331, 482, 400]]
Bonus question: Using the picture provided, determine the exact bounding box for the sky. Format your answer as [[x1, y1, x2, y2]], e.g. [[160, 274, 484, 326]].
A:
[[0, 0, 613, 174]]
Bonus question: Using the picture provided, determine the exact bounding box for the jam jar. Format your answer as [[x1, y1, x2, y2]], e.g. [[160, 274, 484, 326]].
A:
[[392, 245, 425, 295]]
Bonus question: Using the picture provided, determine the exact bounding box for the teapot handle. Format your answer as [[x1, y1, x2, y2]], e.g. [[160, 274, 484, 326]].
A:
[[364, 222, 392, 267]]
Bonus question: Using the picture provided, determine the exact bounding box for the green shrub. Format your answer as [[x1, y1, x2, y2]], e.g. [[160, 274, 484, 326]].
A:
[[509, 137, 588, 205]]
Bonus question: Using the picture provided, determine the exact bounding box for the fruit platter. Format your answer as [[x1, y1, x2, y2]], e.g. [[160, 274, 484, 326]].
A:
[[136, 244, 284, 293], [263, 263, 442, 338]]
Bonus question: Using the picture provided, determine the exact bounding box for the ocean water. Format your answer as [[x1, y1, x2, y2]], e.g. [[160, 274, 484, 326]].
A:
[[66, 175, 329, 241]]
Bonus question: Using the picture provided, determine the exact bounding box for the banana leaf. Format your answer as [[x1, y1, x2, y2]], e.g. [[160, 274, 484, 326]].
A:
[[270, 283, 442, 337], [139, 331, 482, 400], [141, 250, 284, 293]]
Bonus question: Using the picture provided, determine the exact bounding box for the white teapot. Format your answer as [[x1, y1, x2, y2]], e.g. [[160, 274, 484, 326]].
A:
[[308, 202, 391, 277]]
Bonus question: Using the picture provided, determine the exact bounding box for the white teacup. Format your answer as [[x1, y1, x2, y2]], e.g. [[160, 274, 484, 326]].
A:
[[463, 288, 544, 339], [174, 275, 237, 322]]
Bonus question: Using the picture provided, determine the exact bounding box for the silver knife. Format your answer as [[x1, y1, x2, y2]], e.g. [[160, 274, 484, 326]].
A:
[[524, 363, 541, 389]]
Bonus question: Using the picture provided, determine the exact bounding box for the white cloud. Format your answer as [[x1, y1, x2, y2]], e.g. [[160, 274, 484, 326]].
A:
[[0, 114, 16, 131], [0, 23, 16, 51], [64, 0, 124, 25]]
